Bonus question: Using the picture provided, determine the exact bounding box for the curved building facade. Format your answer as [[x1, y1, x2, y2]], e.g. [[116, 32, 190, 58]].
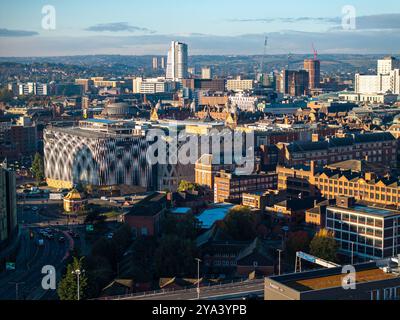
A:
[[44, 125, 155, 190]]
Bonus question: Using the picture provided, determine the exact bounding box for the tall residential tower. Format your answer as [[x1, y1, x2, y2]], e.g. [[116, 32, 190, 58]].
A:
[[166, 41, 188, 81]]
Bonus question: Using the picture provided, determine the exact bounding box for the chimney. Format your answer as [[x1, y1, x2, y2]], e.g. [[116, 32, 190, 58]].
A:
[[310, 160, 315, 175], [336, 196, 355, 209]]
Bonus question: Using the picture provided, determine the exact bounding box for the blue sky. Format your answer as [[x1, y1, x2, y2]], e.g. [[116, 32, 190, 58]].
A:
[[0, 0, 400, 56]]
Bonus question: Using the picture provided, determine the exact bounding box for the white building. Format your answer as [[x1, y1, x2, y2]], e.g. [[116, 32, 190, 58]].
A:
[[18, 82, 48, 96], [201, 67, 212, 79], [226, 78, 254, 92], [229, 93, 258, 112], [132, 77, 175, 94], [166, 41, 188, 81], [355, 57, 400, 95], [339, 92, 398, 105]]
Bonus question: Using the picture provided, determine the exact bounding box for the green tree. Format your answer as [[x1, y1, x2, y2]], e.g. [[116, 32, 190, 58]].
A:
[[58, 257, 88, 300], [309, 229, 338, 262], [31, 153, 44, 185], [221, 206, 256, 241], [162, 215, 200, 240], [0, 88, 13, 103], [154, 235, 198, 278], [177, 180, 198, 192], [113, 224, 132, 256]]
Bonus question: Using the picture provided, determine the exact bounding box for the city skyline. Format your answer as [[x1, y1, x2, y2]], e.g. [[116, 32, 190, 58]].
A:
[[0, 0, 400, 56]]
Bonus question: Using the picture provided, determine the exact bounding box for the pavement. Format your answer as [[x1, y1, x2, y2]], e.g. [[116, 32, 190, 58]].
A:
[[114, 279, 265, 301]]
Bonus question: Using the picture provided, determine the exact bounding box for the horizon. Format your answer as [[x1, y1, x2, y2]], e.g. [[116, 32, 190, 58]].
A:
[[1, 0, 400, 56]]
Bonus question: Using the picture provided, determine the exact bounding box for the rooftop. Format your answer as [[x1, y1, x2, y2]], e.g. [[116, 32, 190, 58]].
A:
[[197, 203, 235, 229], [269, 262, 400, 293], [286, 267, 396, 292]]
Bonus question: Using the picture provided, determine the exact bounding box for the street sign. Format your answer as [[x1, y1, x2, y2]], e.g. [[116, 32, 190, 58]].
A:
[[6, 262, 16, 271]]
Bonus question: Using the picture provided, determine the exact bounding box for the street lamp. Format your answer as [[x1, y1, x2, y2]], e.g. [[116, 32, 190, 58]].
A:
[[195, 258, 202, 300], [72, 269, 85, 301], [277, 249, 283, 276]]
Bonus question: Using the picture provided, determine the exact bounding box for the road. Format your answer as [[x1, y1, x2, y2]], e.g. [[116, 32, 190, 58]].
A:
[[0, 205, 87, 300], [115, 279, 265, 301]]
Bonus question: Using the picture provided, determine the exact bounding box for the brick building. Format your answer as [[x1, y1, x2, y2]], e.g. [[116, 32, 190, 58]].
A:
[[214, 171, 277, 204]]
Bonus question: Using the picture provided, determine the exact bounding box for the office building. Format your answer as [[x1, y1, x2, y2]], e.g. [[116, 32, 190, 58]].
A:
[[265, 261, 400, 300], [44, 119, 155, 190], [75, 79, 94, 92], [214, 170, 277, 203], [355, 57, 400, 94], [201, 67, 212, 79], [182, 79, 226, 92], [166, 41, 188, 81], [0, 121, 38, 162], [226, 78, 254, 92], [279, 132, 397, 168], [195, 154, 235, 190], [132, 77, 176, 94], [0, 161, 17, 246], [304, 59, 320, 89], [18, 82, 48, 96], [277, 159, 400, 206], [325, 196, 400, 260]]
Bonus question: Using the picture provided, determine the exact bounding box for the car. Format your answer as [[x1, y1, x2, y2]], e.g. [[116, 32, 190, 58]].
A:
[[32, 206, 39, 212], [58, 236, 65, 243], [72, 233, 80, 239]]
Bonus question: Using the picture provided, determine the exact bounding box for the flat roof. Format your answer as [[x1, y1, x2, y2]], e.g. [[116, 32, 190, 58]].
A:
[[328, 204, 400, 218], [197, 203, 234, 229], [285, 268, 397, 292], [83, 118, 117, 124]]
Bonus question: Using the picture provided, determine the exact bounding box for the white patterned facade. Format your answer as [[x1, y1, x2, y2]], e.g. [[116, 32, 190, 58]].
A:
[[44, 127, 155, 189]]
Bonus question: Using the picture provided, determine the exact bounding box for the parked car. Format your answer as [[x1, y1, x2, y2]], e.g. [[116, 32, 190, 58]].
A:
[[58, 236, 65, 243]]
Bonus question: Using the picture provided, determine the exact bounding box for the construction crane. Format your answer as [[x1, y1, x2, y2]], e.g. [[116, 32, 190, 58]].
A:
[[312, 43, 318, 61]]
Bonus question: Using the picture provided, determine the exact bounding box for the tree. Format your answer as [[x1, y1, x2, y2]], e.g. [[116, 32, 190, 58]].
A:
[[286, 231, 310, 258], [221, 206, 257, 241], [31, 153, 44, 185], [130, 237, 157, 282], [309, 229, 338, 262], [161, 215, 200, 240], [0, 88, 13, 103], [154, 235, 198, 278], [58, 257, 88, 300], [177, 180, 198, 193], [113, 223, 132, 256]]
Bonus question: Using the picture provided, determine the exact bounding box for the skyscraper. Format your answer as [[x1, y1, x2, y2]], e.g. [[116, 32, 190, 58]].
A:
[[166, 41, 188, 81], [152, 57, 158, 70], [304, 59, 320, 89]]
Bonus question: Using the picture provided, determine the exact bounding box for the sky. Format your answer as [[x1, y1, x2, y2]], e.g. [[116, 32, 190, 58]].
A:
[[0, 0, 400, 56]]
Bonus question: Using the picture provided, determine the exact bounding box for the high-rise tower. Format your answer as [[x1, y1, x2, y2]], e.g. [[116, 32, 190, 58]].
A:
[[166, 41, 188, 81]]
